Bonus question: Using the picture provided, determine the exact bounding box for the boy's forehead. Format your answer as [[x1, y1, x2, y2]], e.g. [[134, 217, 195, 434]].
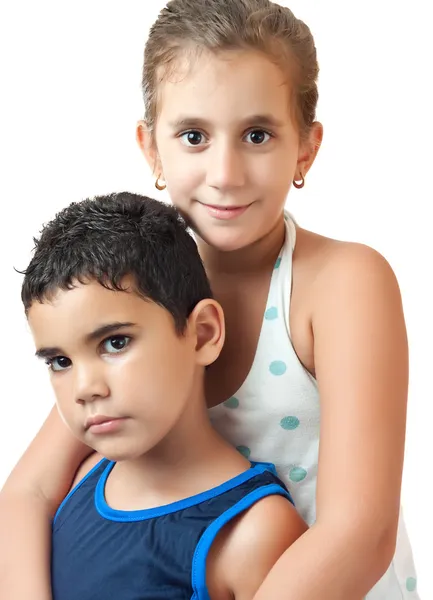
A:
[[27, 281, 152, 343]]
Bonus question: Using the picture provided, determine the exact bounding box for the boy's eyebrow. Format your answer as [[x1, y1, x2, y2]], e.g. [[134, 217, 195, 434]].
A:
[[169, 114, 285, 130], [35, 322, 136, 359], [84, 322, 136, 343]]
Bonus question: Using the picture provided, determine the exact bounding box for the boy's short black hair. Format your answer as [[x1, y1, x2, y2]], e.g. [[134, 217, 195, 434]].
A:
[[21, 192, 212, 331]]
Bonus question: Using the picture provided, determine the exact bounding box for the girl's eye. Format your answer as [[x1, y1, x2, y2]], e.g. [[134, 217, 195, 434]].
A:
[[47, 356, 71, 372], [244, 129, 272, 145], [102, 335, 131, 354], [179, 130, 207, 147]]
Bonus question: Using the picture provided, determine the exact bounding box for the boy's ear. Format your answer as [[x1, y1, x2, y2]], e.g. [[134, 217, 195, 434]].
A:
[[188, 299, 225, 367], [136, 120, 162, 176]]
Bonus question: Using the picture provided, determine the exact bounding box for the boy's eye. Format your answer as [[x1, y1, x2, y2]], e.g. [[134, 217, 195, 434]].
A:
[[244, 129, 272, 145], [47, 356, 72, 372], [102, 335, 131, 354], [179, 130, 206, 146]]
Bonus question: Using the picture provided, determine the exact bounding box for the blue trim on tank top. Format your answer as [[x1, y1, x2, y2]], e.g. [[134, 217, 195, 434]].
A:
[[190, 483, 294, 599], [95, 460, 283, 522]]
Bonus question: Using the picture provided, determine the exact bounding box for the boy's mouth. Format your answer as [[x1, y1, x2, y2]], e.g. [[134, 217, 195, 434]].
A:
[[84, 415, 127, 434]]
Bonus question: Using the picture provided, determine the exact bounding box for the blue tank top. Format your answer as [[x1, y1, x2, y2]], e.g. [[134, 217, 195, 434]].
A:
[[52, 458, 293, 600]]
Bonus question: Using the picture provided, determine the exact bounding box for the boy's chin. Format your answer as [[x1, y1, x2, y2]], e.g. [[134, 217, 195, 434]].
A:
[[89, 441, 148, 463], [98, 448, 145, 463]]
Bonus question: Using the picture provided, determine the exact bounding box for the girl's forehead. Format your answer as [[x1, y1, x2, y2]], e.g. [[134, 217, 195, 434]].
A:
[[157, 50, 293, 124]]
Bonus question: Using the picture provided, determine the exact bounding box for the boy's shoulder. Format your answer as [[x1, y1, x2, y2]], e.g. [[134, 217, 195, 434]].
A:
[[207, 493, 307, 600], [70, 452, 104, 491]]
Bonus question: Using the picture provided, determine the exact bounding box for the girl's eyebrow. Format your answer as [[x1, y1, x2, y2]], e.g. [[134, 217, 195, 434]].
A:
[[169, 114, 285, 130], [169, 117, 210, 130], [240, 114, 285, 128]]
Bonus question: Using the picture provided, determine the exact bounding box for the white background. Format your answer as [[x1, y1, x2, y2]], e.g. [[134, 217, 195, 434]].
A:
[[0, 1, 431, 596]]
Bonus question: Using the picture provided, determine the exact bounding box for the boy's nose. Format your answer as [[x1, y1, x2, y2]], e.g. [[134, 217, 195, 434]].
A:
[[74, 364, 110, 404]]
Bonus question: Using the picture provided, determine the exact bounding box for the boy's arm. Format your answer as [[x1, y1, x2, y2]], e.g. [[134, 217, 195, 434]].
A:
[[207, 494, 307, 600], [0, 405, 93, 600]]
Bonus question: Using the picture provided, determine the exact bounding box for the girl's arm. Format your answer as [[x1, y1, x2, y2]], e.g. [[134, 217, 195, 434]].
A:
[[254, 244, 408, 600], [0, 405, 93, 599]]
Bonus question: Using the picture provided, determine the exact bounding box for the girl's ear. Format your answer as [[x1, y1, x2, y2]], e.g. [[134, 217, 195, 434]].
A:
[[295, 121, 323, 180], [136, 120, 162, 177]]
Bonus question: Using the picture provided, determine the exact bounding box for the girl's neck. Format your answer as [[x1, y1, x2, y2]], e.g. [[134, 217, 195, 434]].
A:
[[197, 215, 286, 278]]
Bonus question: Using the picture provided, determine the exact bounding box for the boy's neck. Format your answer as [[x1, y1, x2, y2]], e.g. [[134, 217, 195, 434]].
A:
[[103, 401, 249, 511]]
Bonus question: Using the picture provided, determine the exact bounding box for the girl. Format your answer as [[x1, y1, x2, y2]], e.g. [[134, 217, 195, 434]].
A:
[[0, 0, 417, 598]]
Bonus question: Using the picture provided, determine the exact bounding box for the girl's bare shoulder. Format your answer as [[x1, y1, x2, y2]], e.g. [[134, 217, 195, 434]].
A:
[[293, 225, 397, 291]]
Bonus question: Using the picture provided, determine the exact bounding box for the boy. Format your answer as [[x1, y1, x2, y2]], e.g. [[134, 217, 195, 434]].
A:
[[22, 192, 306, 600]]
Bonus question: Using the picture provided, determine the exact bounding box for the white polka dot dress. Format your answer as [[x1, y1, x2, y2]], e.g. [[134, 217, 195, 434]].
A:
[[209, 213, 420, 598]]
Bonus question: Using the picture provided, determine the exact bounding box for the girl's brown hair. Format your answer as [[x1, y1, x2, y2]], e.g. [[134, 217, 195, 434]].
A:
[[142, 0, 319, 138]]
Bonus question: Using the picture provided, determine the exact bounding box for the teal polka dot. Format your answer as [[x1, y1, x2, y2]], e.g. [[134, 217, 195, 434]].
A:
[[269, 360, 287, 376], [406, 577, 417, 592], [280, 416, 300, 430], [289, 467, 307, 482], [237, 445, 251, 458], [265, 306, 278, 320], [274, 257, 282, 269], [224, 397, 239, 409]]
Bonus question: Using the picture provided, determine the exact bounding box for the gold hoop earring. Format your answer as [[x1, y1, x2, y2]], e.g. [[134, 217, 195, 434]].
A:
[[155, 175, 166, 191], [293, 174, 305, 189]]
